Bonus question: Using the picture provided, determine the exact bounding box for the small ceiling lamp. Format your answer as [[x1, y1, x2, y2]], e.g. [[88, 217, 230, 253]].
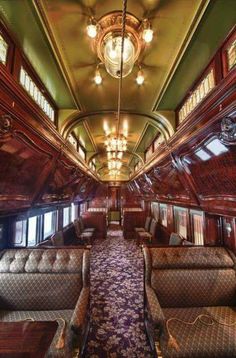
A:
[[108, 158, 122, 170], [142, 19, 154, 43], [105, 134, 127, 152], [86, 17, 98, 38], [88, 11, 153, 79], [94, 67, 102, 85], [136, 67, 144, 85]]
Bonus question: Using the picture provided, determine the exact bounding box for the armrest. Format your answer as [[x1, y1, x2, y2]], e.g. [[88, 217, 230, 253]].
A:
[[70, 286, 90, 333], [145, 284, 165, 330]]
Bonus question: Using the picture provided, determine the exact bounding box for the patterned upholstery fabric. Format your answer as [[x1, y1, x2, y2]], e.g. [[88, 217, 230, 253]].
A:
[[0, 247, 90, 357], [160, 306, 236, 358], [143, 246, 236, 358], [151, 268, 236, 308], [149, 247, 235, 269], [145, 284, 165, 329], [0, 273, 82, 310], [0, 249, 84, 273]]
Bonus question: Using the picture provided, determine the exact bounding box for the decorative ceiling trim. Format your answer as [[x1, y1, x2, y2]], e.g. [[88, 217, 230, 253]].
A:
[[88, 150, 144, 166], [61, 109, 174, 141], [32, 0, 83, 110], [152, 0, 211, 111]]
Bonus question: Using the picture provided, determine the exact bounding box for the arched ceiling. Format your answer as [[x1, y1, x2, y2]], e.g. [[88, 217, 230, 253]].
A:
[[1, 0, 235, 181]]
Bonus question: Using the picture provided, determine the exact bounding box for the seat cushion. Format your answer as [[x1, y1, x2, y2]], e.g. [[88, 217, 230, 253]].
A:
[[138, 232, 152, 238], [0, 309, 74, 357], [135, 227, 145, 232], [160, 306, 236, 358], [83, 228, 95, 233]]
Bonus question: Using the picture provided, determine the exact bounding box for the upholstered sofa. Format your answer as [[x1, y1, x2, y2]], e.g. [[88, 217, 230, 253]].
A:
[[143, 246, 236, 358], [0, 247, 90, 357]]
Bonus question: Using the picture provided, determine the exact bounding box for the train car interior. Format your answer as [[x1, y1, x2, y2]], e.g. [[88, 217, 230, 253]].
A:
[[0, 0, 235, 357]]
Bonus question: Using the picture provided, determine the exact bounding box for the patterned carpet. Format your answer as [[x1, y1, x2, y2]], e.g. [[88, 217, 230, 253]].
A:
[[85, 225, 152, 358]]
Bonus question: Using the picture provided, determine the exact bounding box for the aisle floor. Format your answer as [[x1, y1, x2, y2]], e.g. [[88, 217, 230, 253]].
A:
[[85, 225, 152, 358]]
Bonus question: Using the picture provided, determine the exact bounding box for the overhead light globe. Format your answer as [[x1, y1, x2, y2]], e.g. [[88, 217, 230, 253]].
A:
[[94, 69, 102, 84], [87, 24, 97, 38], [136, 69, 144, 85], [142, 28, 153, 43], [104, 35, 135, 78]]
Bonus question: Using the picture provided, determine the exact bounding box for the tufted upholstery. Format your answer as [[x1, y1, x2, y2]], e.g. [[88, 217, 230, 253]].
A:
[[0, 247, 90, 357], [143, 246, 236, 358]]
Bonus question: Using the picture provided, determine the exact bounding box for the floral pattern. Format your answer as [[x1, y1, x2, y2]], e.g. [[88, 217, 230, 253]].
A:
[[85, 226, 152, 358]]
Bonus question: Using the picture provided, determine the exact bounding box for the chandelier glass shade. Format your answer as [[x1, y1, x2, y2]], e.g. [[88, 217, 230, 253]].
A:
[[104, 35, 135, 78], [108, 158, 122, 170], [105, 134, 127, 152]]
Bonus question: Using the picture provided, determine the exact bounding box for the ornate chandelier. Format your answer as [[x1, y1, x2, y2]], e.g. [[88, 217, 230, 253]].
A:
[[104, 134, 127, 152], [86, 11, 153, 79], [108, 158, 122, 170]]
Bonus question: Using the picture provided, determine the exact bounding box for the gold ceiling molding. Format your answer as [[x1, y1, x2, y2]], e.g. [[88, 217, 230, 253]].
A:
[[152, 0, 211, 111], [32, 0, 83, 110], [61, 110, 174, 141]]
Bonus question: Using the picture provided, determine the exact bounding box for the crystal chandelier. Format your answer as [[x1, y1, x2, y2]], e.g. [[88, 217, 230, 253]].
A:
[[86, 11, 153, 79], [108, 158, 122, 170], [104, 134, 127, 152]]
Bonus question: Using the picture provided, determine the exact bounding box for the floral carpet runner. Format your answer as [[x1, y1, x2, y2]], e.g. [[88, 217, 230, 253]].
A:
[[85, 225, 152, 358]]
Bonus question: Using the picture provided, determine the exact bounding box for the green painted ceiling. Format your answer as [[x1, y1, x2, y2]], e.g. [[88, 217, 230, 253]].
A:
[[0, 0, 75, 108], [158, 0, 236, 110]]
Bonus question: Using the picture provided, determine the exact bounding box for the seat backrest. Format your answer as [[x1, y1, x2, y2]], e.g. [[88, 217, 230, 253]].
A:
[[144, 246, 236, 308], [144, 216, 152, 231], [169, 232, 183, 245], [51, 231, 64, 246], [74, 219, 82, 236], [149, 219, 157, 236], [0, 248, 90, 311], [78, 217, 85, 231]]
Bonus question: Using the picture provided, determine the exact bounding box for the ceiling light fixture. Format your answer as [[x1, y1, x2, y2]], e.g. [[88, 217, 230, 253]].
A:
[[142, 19, 154, 43], [105, 134, 127, 152], [87, 11, 154, 79], [94, 67, 102, 85], [136, 67, 144, 85], [108, 158, 122, 170], [86, 17, 98, 39]]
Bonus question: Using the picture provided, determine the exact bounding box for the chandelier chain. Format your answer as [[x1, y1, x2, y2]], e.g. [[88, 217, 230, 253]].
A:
[[116, 0, 128, 147]]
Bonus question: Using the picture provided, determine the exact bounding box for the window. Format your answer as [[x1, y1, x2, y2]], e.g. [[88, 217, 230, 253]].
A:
[[43, 211, 57, 239], [19, 67, 55, 122], [80, 202, 87, 215], [68, 133, 78, 150], [0, 33, 8, 65], [226, 39, 236, 71], [27, 216, 37, 246], [13, 220, 27, 246], [63, 207, 71, 227], [160, 203, 167, 227], [174, 207, 188, 239], [154, 134, 164, 151], [89, 160, 96, 172], [145, 145, 153, 161], [191, 210, 204, 245], [151, 202, 159, 221], [71, 203, 78, 222], [78, 144, 86, 160], [179, 68, 215, 123]]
